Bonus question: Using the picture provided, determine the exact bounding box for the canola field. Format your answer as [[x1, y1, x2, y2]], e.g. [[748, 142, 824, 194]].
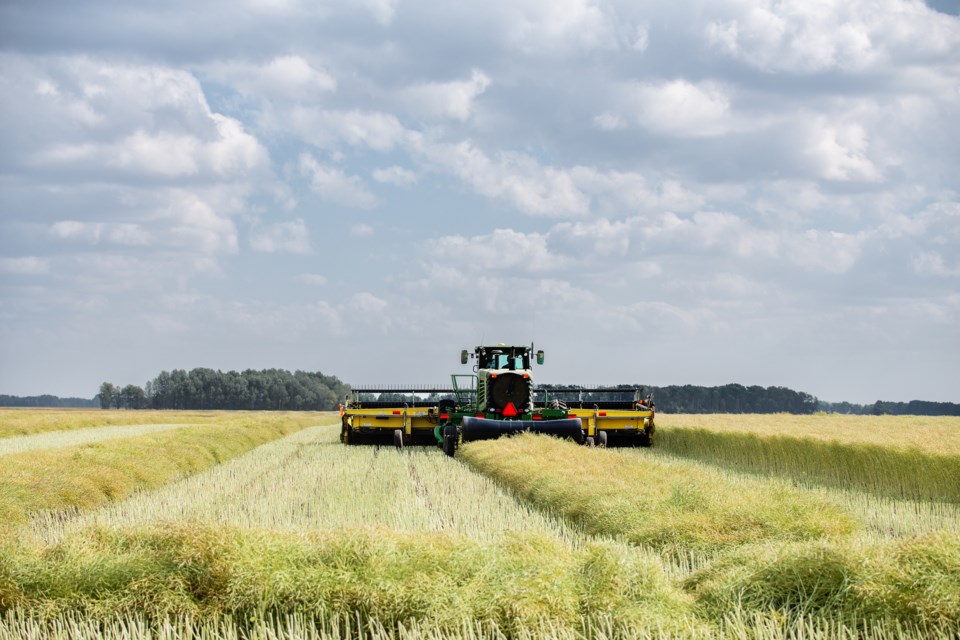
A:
[[1, 408, 958, 639]]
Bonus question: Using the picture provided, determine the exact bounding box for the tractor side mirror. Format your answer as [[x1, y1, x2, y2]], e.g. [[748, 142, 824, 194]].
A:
[[536, 350, 544, 365], [461, 349, 469, 365]]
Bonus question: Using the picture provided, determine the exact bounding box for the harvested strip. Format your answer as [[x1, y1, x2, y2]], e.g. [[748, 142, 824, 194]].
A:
[[654, 426, 960, 503], [0, 423, 194, 457], [33, 425, 583, 546], [0, 409, 220, 438], [0, 524, 695, 635], [0, 413, 328, 541], [460, 434, 857, 557]]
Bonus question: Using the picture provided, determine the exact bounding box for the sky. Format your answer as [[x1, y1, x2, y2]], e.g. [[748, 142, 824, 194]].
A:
[[1, 0, 958, 404]]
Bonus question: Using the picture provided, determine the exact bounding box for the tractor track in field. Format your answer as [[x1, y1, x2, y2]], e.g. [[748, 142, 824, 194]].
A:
[[404, 453, 453, 532]]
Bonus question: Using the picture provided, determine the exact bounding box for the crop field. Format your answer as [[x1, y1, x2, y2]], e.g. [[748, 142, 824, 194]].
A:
[[1, 409, 959, 639], [654, 414, 960, 503]]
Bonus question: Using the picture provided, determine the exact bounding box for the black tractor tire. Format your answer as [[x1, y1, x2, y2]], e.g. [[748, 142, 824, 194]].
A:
[[637, 431, 652, 447], [585, 436, 596, 447], [597, 430, 608, 448], [442, 425, 458, 457], [393, 429, 404, 450]]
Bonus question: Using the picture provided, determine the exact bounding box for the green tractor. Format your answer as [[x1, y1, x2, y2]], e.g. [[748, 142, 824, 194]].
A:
[[341, 344, 655, 457]]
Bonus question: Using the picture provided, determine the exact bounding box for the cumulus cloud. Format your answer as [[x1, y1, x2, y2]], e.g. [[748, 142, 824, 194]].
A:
[[300, 273, 328, 285], [298, 153, 377, 208], [398, 69, 491, 121], [704, 0, 960, 72], [50, 220, 152, 246], [286, 108, 409, 151], [795, 113, 884, 182], [372, 165, 418, 186], [912, 251, 960, 277], [163, 192, 240, 254], [0, 257, 50, 275], [593, 113, 626, 131], [431, 228, 565, 272], [631, 79, 736, 138], [204, 55, 336, 100], [412, 139, 591, 217], [505, 0, 619, 52], [250, 219, 312, 254]]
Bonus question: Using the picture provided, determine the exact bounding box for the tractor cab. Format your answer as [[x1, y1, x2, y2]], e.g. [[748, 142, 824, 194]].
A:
[[462, 344, 544, 371]]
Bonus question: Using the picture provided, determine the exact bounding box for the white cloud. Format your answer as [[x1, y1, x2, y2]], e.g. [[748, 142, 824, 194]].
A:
[[300, 273, 328, 285], [372, 165, 418, 187], [204, 55, 336, 100], [413, 140, 590, 217], [50, 220, 151, 246], [912, 251, 960, 277], [0, 257, 50, 275], [593, 113, 626, 131], [358, 0, 398, 25], [15, 57, 269, 181], [350, 224, 374, 237], [506, 0, 619, 52], [108, 224, 152, 246], [287, 108, 409, 151], [349, 292, 388, 313], [801, 116, 883, 182], [250, 219, 312, 254], [704, 0, 960, 72], [50, 220, 103, 242], [431, 228, 567, 272], [298, 153, 377, 208], [162, 191, 240, 254], [399, 69, 491, 121], [628, 22, 650, 52], [784, 229, 867, 274], [631, 79, 735, 138]]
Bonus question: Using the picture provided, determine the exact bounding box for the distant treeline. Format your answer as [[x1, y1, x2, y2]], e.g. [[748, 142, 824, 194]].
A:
[[550, 385, 959, 416], [819, 400, 960, 416], [540, 383, 818, 414], [96, 368, 349, 411], [0, 394, 97, 408]]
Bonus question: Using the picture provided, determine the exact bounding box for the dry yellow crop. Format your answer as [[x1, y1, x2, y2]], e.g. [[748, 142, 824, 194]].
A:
[[656, 413, 960, 456]]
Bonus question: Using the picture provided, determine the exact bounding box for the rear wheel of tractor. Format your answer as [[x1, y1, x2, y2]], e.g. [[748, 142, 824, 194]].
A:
[[597, 430, 608, 448], [393, 429, 404, 450], [585, 436, 595, 447], [442, 425, 457, 457]]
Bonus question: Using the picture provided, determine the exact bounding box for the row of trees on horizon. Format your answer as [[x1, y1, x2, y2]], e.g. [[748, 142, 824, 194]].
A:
[[96, 368, 350, 411]]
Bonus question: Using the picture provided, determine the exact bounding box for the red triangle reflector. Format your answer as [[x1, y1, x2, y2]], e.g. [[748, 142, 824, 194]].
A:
[[502, 402, 518, 417]]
